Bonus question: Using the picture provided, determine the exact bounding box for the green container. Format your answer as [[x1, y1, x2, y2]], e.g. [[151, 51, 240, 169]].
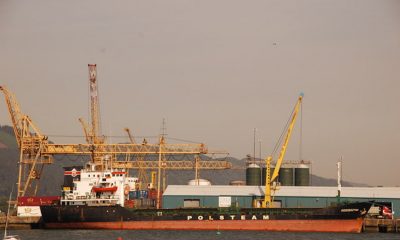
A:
[[279, 167, 294, 186], [295, 165, 310, 186], [246, 164, 261, 186]]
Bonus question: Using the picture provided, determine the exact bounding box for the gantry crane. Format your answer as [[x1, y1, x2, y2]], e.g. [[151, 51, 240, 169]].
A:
[[262, 93, 303, 208], [0, 65, 231, 199]]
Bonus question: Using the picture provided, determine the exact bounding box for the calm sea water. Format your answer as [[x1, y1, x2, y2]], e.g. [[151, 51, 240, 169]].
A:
[[7, 230, 399, 240]]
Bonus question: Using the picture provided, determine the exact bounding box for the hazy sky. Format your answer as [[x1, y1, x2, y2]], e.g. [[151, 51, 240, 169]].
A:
[[1, 0, 399, 186]]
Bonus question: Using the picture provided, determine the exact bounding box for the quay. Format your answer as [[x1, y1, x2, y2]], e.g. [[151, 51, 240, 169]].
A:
[[0, 216, 41, 229], [364, 218, 400, 233]]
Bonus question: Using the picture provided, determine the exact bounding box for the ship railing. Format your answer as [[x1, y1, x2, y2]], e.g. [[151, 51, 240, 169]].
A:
[[61, 198, 119, 203]]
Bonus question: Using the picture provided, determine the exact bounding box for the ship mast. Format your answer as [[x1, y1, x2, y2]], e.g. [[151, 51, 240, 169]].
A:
[[337, 157, 342, 203]]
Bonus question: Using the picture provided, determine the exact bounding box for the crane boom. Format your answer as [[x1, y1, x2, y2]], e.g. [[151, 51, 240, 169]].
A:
[[263, 93, 303, 208], [270, 94, 303, 182], [78, 118, 90, 143], [124, 128, 136, 144], [0, 86, 44, 147], [0, 86, 53, 197]]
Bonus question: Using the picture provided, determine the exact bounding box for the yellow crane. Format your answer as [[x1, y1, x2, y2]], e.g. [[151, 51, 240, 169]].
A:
[[124, 127, 149, 190], [0, 86, 53, 197], [0, 66, 231, 199], [78, 118, 90, 143], [262, 93, 303, 208]]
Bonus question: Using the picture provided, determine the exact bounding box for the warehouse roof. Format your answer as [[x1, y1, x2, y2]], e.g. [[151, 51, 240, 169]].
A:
[[163, 185, 400, 199]]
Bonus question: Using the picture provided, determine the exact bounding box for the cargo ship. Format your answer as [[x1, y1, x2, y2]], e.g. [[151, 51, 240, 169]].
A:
[[39, 163, 373, 233]]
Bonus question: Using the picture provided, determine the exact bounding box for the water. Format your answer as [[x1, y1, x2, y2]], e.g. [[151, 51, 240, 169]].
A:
[[7, 230, 399, 240]]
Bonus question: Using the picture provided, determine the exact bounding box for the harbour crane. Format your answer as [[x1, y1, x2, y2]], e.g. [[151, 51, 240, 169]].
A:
[[0, 65, 231, 199], [0, 86, 53, 197], [124, 127, 149, 189], [262, 93, 303, 208]]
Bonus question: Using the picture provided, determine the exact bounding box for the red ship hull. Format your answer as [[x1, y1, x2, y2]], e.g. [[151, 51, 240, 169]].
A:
[[44, 218, 364, 233]]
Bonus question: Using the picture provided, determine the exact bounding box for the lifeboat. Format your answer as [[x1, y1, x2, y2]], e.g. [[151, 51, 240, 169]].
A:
[[92, 186, 118, 193]]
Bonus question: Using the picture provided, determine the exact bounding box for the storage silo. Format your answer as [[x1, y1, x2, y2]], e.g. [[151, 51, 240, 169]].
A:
[[279, 164, 294, 186], [246, 163, 261, 186], [188, 179, 212, 186], [295, 164, 310, 186]]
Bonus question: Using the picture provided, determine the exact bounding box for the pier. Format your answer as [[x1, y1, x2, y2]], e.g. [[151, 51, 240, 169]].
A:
[[0, 216, 40, 229], [364, 218, 400, 233]]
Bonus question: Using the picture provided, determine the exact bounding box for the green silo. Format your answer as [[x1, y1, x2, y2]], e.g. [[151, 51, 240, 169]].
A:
[[295, 164, 310, 186], [279, 165, 294, 186], [246, 164, 261, 186]]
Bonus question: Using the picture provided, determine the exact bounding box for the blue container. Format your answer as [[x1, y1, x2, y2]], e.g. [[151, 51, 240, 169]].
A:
[[129, 190, 139, 199], [140, 190, 149, 198]]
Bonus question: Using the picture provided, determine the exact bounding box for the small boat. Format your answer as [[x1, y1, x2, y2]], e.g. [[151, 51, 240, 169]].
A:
[[3, 236, 20, 240], [3, 189, 20, 240], [92, 186, 118, 193]]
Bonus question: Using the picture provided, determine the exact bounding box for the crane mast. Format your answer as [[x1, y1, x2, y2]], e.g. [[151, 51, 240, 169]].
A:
[[262, 93, 303, 208], [88, 64, 102, 144], [85, 64, 107, 169]]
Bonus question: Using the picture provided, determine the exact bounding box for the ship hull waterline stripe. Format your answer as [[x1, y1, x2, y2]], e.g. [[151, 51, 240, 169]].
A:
[[44, 218, 364, 233]]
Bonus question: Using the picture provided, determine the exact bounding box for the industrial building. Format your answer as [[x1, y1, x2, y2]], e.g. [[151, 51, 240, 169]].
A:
[[162, 185, 400, 217]]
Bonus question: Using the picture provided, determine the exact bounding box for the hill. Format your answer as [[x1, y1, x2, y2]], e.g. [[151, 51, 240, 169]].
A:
[[0, 125, 17, 149], [0, 125, 368, 198]]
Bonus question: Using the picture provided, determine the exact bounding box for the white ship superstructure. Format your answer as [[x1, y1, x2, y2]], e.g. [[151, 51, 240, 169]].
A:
[[61, 163, 137, 207]]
